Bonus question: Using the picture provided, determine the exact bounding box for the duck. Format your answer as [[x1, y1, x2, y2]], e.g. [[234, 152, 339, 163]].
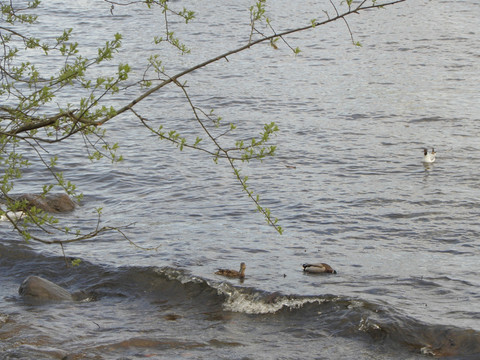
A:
[[302, 263, 337, 274], [215, 262, 246, 279], [423, 148, 436, 163]]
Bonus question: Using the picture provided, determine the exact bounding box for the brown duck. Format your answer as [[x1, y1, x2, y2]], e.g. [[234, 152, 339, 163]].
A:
[[215, 262, 246, 279], [302, 263, 337, 274]]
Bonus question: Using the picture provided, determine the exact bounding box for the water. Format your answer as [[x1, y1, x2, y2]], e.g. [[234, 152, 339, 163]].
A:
[[1, 0, 480, 358]]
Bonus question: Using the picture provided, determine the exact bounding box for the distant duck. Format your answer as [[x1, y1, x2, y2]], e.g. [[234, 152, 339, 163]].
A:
[[423, 148, 436, 163], [302, 263, 337, 274], [215, 262, 246, 279]]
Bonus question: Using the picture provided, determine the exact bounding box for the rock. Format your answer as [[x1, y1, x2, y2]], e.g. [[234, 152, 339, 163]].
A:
[[17, 193, 76, 213], [19, 276, 73, 301]]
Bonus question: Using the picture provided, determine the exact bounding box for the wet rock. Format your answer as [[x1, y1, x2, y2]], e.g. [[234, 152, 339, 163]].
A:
[[17, 193, 76, 213], [71, 290, 97, 302], [19, 276, 73, 301]]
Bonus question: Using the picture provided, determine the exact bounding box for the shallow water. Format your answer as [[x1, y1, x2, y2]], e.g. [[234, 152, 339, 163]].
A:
[[1, 0, 480, 359]]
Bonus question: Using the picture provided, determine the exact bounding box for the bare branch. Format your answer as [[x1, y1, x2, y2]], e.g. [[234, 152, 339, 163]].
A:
[[97, 0, 407, 127]]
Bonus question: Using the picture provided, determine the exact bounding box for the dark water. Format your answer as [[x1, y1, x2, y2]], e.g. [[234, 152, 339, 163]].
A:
[[1, 0, 480, 359], [2, 243, 480, 359]]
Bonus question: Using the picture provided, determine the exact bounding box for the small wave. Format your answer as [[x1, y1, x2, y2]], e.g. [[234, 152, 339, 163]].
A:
[[212, 282, 480, 357], [409, 116, 450, 123], [215, 282, 335, 314], [3, 247, 480, 358]]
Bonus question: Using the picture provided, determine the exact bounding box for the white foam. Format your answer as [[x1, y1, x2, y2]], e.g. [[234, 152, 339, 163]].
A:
[[0, 211, 25, 222], [216, 283, 329, 314]]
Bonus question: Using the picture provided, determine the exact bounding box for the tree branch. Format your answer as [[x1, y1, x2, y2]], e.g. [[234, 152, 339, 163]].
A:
[[96, 0, 406, 126]]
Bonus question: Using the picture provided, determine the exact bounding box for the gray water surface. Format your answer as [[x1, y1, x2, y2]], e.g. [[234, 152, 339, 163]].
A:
[[1, 0, 479, 358]]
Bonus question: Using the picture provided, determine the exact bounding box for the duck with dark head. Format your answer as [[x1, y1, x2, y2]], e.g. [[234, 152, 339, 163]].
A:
[[302, 263, 337, 274]]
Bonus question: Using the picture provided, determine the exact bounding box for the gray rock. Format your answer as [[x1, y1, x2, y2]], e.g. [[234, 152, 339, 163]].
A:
[[19, 276, 73, 301], [17, 193, 76, 213]]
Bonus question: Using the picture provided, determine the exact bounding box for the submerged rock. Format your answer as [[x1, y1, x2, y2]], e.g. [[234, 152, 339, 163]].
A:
[[17, 193, 76, 213], [19, 276, 73, 301]]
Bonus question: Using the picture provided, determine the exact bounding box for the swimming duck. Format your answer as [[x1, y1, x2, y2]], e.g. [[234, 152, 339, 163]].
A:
[[423, 148, 436, 163], [302, 263, 337, 274], [215, 262, 246, 279]]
